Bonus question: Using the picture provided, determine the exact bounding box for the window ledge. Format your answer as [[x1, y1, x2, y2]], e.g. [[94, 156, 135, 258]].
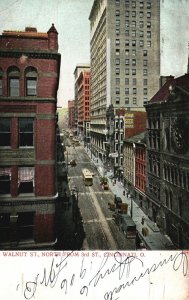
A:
[[19, 146, 34, 149], [0, 194, 11, 198], [0, 146, 11, 149], [18, 193, 35, 197]]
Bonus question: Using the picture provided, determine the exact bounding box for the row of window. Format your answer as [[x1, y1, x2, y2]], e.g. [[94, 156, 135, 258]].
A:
[[125, 20, 151, 28], [0, 212, 34, 243], [115, 58, 148, 66], [123, 40, 151, 47], [115, 68, 148, 76], [0, 66, 37, 97], [163, 165, 189, 191], [136, 163, 146, 176], [115, 0, 152, 8], [125, 0, 151, 9], [148, 130, 160, 150], [116, 29, 151, 38], [0, 167, 34, 194], [116, 78, 147, 86], [0, 118, 34, 147], [115, 11, 151, 18], [136, 176, 145, 192], [136, 148, 146, 160], [116, 87, 148, 95], [124, 30, 151, 38], [125, 49, 148, 56], [116, 97, 147, 105], [116, 48, 148, 57], [116, 19, 151, 28]]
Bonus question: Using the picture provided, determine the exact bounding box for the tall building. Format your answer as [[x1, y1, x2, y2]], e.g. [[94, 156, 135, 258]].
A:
[[76, 69, 91, 143], [68, 100, 75, 131], [145, 74, 189, 249], [0, 25, 61, 249], [73, 64, 90, 137], [89, 0, 160, 165]]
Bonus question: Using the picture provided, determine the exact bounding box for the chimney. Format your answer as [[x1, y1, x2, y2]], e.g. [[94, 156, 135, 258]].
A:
[[25, 27, 37, 32], [160, 75, 174, 87]]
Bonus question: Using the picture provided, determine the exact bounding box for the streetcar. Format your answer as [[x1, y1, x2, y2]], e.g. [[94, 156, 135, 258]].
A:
[[82, 169, 93, 186]]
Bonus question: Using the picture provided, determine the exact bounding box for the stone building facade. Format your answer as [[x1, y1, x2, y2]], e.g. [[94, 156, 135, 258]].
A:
[[145, 74, 189, 249], [89, 0, 160, 166]]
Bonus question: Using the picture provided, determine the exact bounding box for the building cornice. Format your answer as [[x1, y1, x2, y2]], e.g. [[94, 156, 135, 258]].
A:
[[0, 49, 61, 60], [0, 193, 59, 206], [0, 97, 57, 103]]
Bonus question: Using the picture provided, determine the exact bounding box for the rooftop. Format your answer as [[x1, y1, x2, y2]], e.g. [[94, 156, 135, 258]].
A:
[[125, 131, 146, 144], [150, 73, 189, 103], [2, 27, 48, 39]]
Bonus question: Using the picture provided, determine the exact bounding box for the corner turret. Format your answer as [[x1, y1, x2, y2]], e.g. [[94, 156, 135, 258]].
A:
[[47, 23, 58, 51]]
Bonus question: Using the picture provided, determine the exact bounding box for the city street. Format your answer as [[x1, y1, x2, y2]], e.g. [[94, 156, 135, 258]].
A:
[[61, 139, 136, 250]]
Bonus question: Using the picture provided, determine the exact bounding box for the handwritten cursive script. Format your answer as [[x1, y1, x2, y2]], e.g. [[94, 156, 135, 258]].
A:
[[103, 251, 188, 300], [17, 251, 188, 300]]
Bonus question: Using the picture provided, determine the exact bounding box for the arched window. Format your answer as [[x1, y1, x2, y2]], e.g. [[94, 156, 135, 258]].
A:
[[25, 67, 37, 96], [0, 68, 3, 96], [7, 66, 20, 96]]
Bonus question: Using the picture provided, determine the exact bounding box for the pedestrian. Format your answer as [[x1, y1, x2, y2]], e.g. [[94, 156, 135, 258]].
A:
[[141, 216, 145, 225], [123, 190, 125, 196]]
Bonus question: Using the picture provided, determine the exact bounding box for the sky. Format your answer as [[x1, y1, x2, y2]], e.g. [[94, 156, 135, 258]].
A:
[[0, 0, 189, 107]]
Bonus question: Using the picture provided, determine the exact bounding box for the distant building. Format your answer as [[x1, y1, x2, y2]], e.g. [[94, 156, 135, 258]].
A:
[[73, 64, 90, 137], [134, 134, 147, 211], [145, 73, 189, 249], [76, 69, 91, 143], [0, 24, 61, 248], [89, 0, 160, 165], [107, 108, 146, 179], [123, 138, 135, 193], [123, 132, 146, 208], [68, 100, 75, 131]]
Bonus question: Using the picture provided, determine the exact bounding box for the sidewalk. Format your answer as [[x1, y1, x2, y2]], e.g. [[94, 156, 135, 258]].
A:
[[84, 147, 174, 250]]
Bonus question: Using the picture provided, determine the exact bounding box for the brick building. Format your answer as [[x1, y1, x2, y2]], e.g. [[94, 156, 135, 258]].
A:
[[77, 70, 91, 143], [134, 133, 146, 211], [74, 64, 90, 136], [0, 24, 61, 248], [123, 131, 146, 198], [68, 100, 75, 131]]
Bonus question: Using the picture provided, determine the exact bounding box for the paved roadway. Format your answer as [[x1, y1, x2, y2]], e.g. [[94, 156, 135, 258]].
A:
[[65, 142, 135, 250]]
